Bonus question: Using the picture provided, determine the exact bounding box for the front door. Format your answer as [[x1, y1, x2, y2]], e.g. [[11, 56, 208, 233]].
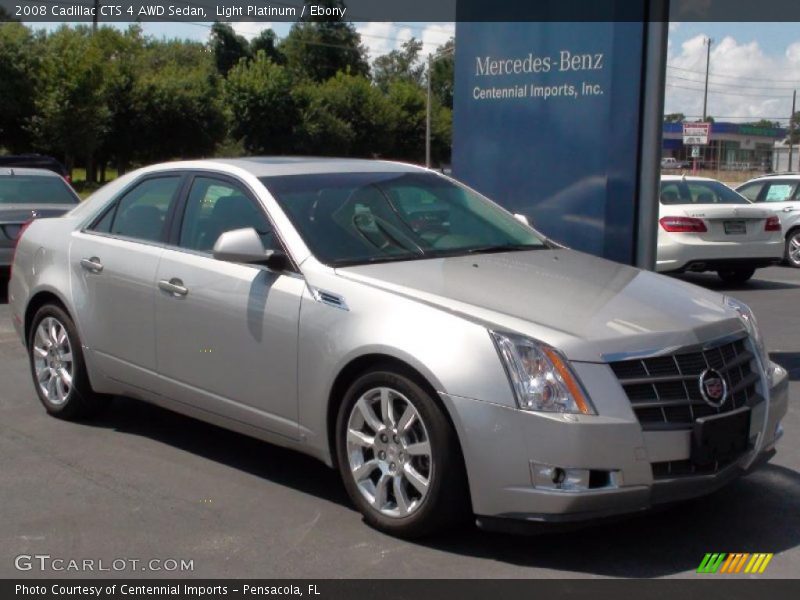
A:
[[153, 174, 304, 440]]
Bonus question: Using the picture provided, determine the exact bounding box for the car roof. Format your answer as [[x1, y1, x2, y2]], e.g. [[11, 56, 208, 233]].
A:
[[660, 174, 718, 182], [142, 157, 428, 178], [0, 167, 63, 178], [745, 172, 800, 181]]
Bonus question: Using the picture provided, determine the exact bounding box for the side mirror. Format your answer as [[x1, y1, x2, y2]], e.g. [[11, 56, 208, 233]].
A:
[[212, 227, 289, 271], [514, 213, 531, 227]]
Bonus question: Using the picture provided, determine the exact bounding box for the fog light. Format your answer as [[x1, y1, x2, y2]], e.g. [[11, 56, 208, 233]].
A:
[[531, 463, 622, 491]]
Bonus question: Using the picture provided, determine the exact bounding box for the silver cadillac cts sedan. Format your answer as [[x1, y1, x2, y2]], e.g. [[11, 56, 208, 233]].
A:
[[9, 158, 789, 537]]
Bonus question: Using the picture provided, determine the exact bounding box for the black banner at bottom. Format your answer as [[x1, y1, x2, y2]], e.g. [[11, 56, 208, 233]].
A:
[[4, 580, 800, 600]]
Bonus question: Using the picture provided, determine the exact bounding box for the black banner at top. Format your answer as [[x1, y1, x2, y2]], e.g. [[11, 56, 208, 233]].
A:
[[4, 0, 800, 23]]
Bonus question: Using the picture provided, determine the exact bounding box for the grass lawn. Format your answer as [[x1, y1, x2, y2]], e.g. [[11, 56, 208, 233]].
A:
[[71, 167, 119, 200]]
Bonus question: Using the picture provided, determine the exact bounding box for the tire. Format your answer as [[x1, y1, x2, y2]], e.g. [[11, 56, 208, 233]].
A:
[[27, 304, 110, 420], [785, 229, 800, 268], [335, 367, 469, 538], [717, 267, 756, 285]]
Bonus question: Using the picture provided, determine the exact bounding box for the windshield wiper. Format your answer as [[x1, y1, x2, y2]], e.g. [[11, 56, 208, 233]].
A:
[[464, 244, 548, 255], [332, 254, 422, 267]]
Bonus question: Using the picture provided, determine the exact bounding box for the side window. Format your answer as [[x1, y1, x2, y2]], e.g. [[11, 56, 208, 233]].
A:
[[90, 176, 180, 242], [738, 183, 763, 202], [763, 183, 794, 202], [178, 176, 276, 252]]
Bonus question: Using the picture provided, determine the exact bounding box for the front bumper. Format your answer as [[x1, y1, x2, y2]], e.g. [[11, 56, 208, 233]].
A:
[[440, 361, 789, 530]]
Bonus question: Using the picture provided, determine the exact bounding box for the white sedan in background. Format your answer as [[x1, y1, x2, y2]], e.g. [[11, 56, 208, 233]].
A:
[[657, 175, 784, 283]]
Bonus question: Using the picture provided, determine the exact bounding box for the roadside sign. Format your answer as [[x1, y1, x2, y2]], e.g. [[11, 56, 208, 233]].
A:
[[683, 122, 711, 145], [691, 146, 701, 157]]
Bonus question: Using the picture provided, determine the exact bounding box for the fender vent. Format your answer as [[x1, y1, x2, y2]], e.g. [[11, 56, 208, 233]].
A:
[[310, 288, 349, 311]]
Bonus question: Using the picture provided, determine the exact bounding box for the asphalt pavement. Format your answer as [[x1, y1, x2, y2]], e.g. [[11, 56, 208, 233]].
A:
[[0, 266, 798, 579]]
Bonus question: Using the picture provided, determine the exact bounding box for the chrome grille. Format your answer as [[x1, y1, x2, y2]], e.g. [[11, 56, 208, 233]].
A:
[[610, 337, 761, 431]]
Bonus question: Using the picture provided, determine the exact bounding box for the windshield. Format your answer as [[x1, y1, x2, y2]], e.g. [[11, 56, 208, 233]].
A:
[[0, 176, 78, 205], [260, 172, 547, 266], [660, 180, 750, 205]]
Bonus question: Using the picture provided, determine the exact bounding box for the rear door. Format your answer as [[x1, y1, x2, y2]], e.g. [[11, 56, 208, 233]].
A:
[[152, 173, 304, 440], [70, 173, 184, 389], [753, 179, 800, 223]]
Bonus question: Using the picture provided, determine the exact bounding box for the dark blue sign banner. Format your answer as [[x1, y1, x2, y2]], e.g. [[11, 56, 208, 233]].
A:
[[452, 19, 649, 264]]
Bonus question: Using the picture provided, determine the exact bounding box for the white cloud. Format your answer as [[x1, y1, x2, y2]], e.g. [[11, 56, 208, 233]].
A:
[[356, 22, 454, 62], [665, 33, 800, 121]]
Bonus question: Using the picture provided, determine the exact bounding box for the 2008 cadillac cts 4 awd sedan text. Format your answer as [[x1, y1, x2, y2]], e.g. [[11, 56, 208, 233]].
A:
[[9, 158, 789, 537]]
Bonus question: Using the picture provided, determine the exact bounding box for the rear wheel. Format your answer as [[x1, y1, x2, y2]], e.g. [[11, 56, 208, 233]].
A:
[[28, 304, 109, 420], [785, 229, 800, 268], [717, 267, 756, 284], [335, 368, 469, 538]]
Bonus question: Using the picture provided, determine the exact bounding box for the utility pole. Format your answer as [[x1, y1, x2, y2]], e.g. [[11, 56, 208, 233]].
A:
[[425, 54, 432, 168], [789, 89, 797, 172], [425, 46, 454, 169], [93, 0, 99, 32], [702, 37, 713, 121]]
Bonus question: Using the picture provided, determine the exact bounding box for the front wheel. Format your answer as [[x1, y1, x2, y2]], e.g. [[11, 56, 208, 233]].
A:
[[717, 267, 756, 285], [786, 230, 800, 268], [335, 368, 469, 538], [28, 304, 109, 420]]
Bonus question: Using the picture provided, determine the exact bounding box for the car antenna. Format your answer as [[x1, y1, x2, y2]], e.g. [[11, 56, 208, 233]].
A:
[[681, 173, 686, 182]]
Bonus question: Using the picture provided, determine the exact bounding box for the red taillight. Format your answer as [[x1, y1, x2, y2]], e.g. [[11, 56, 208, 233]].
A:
[[9, 218, 34, 280], [64, 175, 72, 184], [765, 216, 781, 232], [659, 216, 708, 233]]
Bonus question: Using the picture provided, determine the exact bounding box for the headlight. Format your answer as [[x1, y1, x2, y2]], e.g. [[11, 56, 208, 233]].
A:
[[725, 296, 770, 372], [490, 331, 595, 415]]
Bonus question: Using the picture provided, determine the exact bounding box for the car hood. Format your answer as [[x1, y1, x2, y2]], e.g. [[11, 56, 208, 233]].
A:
[[336, 249, 745, 363]]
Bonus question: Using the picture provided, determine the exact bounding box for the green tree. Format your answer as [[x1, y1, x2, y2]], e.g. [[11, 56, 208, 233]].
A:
[[250, 28, 284, 65], [0, 22, 41, 152], [225, 52, 299, 154], [294, 73, 393, 156], [28, 26, 110, 175], [133, 40, 227, 163], [428, 38, 455, 110], [664, 113, 686, 123], [280, 0, 369, 82], [210, 22, 251, 76], [373, 38, 424, 91]]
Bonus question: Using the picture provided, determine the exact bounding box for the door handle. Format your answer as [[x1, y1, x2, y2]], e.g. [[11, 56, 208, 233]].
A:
[[80, 257, 103, 273], [783, 206, 796, 212], [158, 278, 188, 297]]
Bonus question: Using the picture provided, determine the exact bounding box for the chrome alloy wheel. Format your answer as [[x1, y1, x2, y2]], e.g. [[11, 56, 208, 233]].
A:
[[32, 317, 74, 406], [346, 387, 432, 518], [788, 231, 800, 267]]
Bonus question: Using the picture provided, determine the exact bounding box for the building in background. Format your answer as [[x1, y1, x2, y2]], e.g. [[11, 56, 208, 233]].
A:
[[772, 139, 800, 172], [662, 122, 786, 171]]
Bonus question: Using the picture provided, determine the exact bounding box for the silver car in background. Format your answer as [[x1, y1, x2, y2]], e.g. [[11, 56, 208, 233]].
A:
[[8, 158, 789, 537], [0, 167, 79, 267]]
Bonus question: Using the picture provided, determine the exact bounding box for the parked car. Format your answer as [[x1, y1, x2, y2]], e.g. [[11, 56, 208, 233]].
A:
[[657, 175, 784, 283], [0, 167, 80, 268], [735, 174, 800, 268], [0, 154, 70, 182], [9, 158, 788, 537], [660, 157, 681, 169]]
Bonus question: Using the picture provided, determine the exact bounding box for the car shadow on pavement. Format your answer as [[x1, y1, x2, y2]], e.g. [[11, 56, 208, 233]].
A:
[[423, 463, 800, 577], [88, 396, 351, 509], [771, 352, 800, 381], [674, 272, 800, 291], [0, 269, 8, 304], [89, 395, 800, 577]]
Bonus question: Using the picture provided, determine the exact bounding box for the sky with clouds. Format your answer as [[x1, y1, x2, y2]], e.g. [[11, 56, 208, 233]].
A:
[[30, 20, 800, 124]]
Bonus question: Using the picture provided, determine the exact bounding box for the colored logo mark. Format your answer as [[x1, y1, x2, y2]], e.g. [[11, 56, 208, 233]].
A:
[[697, 553, 773, 574]]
